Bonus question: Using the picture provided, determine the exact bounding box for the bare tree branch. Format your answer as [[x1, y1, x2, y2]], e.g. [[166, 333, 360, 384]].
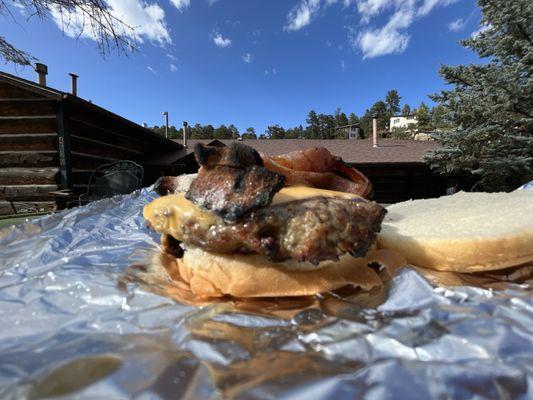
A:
[[0, 36, 35, 65], [1, 0, 138, 65]]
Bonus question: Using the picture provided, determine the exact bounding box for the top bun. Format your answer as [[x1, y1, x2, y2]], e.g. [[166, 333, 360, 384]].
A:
[[377, 191, 533, 272]]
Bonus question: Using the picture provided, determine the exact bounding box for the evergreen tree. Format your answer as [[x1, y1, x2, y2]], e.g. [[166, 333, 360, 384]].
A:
[[318, 113, 336, 139], [368, 101, 389, 134], [286, 125, 305, 139], [426, 0, 533, 191], [385, 90, 401, 118], [348, 113, 359, 125], [266, 125, 286, 139], [242, 127, 257, 139], [214, 124, 233, 139], [334, 108, 350, 127], [429, 105, 451, 130], [306, 110, 321, 139], [415, 102, 431, 131], [402, 104, 411, 116], [228, 124, 240, 139]]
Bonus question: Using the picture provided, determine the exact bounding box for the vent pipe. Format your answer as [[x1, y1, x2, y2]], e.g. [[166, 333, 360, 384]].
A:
[[182, 121, 188, 148], [69, 73, 78, 96], [35, 63, 48, 86], [163, 111, 169, 139], [372, 113, 379, 148]]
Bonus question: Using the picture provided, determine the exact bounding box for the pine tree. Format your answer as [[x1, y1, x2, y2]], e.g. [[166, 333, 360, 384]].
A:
[[426, 0, 533, 191], [348, 113, 359, 125], [415, 102, 431, 131], [385, 90, 401, 118], [402, 104, 411, 116]]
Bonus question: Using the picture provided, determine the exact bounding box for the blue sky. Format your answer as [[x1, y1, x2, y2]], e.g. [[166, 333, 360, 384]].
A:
[[2, 0, 482, 133]]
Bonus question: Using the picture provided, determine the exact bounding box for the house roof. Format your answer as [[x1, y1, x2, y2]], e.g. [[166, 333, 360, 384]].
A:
[[178, 138, 438, 164], [0, 70, 182, 151]]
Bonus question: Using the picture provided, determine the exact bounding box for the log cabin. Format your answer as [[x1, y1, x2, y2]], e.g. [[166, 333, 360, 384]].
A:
[[0, 67, 188, 216]]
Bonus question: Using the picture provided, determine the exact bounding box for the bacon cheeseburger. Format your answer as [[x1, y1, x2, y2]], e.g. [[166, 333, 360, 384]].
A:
[[144, 143, 404, 298]]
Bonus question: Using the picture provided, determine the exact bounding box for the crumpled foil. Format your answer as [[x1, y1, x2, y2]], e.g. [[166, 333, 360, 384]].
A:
[[0, 188, 532, 400]]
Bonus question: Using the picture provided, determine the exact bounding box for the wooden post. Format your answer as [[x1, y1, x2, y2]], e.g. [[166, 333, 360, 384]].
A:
[[56, 101, 73, 189]]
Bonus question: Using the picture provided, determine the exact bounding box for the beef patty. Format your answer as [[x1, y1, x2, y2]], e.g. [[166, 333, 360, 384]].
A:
[[161, 195, 386, 265]]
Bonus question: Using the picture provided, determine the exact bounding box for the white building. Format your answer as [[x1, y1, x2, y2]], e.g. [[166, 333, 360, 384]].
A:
[[390, 115, 418, 132], [335, 124, 361, 139]]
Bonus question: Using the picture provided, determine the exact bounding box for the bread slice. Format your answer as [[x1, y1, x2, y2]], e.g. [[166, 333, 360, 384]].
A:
[[377, 191, 533, 272]]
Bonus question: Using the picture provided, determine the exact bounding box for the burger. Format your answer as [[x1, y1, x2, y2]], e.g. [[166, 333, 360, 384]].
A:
[[143, 142, 401, 298]]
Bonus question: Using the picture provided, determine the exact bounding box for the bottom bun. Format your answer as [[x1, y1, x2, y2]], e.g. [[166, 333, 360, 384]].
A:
[[173, 246, 405, 298]]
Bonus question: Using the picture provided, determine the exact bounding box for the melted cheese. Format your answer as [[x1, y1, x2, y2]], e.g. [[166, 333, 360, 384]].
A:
[[143, 186, 361, 236]]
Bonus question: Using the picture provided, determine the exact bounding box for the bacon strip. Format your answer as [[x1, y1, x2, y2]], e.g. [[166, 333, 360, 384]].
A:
[[261, 147, 372, 198]]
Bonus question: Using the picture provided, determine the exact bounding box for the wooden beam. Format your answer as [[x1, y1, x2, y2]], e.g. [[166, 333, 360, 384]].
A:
[[69, 117, 151, 151], [0, 118, 56, 134], [0, 168, 59, 185], [0, 184, 59, 200], [0, 134, 56, 151], [0, 101, 56, 116], [0, 151, 57, 168], [70, 134, 143, 155], [0, 115, 56, 120]]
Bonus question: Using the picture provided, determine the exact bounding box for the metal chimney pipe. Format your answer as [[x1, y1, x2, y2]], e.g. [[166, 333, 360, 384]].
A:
[[182, 121, 188, 148], [69, 73, 78, 96], [35, 63, 48, 86], [163, 112, 169, 139], [372, 114, 379, 148]]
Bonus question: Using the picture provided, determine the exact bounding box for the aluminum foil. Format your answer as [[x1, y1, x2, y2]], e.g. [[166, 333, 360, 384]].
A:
[[0, 188, 532, 399]]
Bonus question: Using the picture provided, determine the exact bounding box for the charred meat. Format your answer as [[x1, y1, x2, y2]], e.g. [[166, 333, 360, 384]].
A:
[[185, 143, 284, 222], [164, 196, 385, 265]]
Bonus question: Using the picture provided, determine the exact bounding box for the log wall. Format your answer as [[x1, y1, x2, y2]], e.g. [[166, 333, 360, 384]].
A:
[[0, 82, 60, 214], [0, 78, 188, 216]]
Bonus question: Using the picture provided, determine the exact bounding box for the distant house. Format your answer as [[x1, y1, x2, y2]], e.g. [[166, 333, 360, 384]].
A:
[[390, 115, 418, 131], [175, 138, 447, 203], [0, 67, 191, 215], [335, 124, 362, 139]]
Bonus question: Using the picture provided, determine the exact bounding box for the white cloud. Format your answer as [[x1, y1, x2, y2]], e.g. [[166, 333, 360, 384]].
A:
[[169, 0, 190, 12], [356, 0, 392, 22], [352, 0, 457, 58], [212, 32, 231, 47], [166, 53, 177, 60], [471, 23, 490, 38], [207, 0, 220, 5], [147, 66, 157, 74], [326, 40, 333, 47], [264, 67, 278, 76], [448, 18, 465, 32], [340, 59, 346, 70], [242, 53, 252, 63], [417, 0, 457, 17], [284, 0, 321, 32], [354, 4, 413, 58], [169, 63, 177, 72], [49, 0, 171, 45]]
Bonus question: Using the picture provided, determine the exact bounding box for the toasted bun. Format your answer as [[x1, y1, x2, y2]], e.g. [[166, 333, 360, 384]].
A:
[[378, 191, 533, 272], [173, 246, 405, 298]]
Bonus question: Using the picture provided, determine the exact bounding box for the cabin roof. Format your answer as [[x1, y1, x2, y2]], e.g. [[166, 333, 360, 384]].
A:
[[0, 71, 182, 151], [179, 138, 438, 164]]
